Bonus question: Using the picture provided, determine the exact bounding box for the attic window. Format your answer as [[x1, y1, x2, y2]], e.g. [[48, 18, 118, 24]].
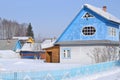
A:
[[108, 27, 116, 36], [83, 12, 94, 18], [82, 26, 96, 35]]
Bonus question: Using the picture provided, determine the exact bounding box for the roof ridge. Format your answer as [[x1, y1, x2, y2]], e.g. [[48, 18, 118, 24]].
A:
[[84, 4, 120, 24]]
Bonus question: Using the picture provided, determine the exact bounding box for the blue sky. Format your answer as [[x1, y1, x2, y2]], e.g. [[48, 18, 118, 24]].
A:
[[0, 0, 119, 38]]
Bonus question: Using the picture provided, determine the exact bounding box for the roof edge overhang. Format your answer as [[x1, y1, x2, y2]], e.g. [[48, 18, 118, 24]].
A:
[[55, 40, 119, 46]]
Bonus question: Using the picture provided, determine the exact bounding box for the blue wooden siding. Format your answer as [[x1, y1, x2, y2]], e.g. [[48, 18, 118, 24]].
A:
[[13, 40, 22, 51], [20, 51, 40, 59], [56, 7, 119, 42]]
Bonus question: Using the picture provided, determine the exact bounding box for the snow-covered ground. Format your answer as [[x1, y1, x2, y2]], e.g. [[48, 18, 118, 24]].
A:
[[0, 50, 20, 59], [66, 67, 120, 80], [0, 59, 120, 80], [96, 69, 120, 80], [0, 59, 82, 72]]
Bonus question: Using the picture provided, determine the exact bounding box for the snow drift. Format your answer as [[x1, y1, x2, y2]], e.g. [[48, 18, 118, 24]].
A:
[[0, 50, 20, 59]]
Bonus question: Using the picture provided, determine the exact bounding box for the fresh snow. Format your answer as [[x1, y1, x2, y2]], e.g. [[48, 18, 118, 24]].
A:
[[66, 67, 120, 80], [0, 51, 119, 80], [0, 50, 20, 59], [0, 59, 119, 80], [0, 59, 82, 72], [0, 52, 118, 80]]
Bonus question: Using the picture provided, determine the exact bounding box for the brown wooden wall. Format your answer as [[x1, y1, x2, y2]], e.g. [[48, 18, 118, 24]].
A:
[[45, 46, 60, 63], [40, 53, 46, 59]]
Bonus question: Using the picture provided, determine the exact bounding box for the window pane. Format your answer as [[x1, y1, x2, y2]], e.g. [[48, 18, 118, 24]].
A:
[[82, 26, 96, 35], [83, 12, 94, 18], [108, 27, 116, 37], [67, 50, 70, 58], [63, 49, 71, 59]]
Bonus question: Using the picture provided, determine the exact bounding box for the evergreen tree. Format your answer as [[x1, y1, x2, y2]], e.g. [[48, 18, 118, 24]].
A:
[[26, 23, 34, 38]]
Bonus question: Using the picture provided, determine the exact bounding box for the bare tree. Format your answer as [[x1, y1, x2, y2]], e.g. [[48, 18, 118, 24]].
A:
[[0, 18, 28, 39]]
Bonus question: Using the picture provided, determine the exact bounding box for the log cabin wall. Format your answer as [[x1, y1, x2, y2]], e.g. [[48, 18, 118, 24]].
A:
[[45, 46, 60, 63]]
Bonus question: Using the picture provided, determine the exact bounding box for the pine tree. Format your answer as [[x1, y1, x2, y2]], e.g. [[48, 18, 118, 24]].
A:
[[26, 23, 34, 38]]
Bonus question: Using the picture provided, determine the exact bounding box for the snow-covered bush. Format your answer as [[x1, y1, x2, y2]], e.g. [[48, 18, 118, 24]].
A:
[[87, 46, 119, 63]]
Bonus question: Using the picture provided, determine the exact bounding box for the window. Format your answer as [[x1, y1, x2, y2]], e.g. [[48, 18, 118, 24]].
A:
[[63, 49, 71, 59], [82, 26, 96, 35], [83, 12, 94, 18], [108, 27, 116, 36]]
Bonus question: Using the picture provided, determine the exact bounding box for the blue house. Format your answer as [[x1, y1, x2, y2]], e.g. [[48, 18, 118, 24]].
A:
[[55, 4, 120, 64]]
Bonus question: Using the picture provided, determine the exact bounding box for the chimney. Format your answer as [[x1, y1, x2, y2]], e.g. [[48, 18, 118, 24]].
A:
[[102, 6, 107, 12]]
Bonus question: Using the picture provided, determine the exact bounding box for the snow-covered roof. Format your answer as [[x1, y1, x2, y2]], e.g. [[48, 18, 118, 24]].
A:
[[21, 43, 42, 51], [13, 37, 30, 40], [41, 38, 56, 49], [84, 4, 120, 24]]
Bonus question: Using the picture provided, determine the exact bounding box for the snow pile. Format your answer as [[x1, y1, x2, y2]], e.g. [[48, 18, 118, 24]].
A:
[[41, 39, 56, 49], [0, 50, 20, 59]]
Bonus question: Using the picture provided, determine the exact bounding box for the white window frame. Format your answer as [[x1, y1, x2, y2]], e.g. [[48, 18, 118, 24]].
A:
[[62, 48, 71, 59], [108, 27, 116, 37], [82, 26, 96, 36]]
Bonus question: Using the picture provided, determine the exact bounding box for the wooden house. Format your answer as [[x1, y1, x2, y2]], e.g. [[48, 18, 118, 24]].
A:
[[55, 4, 120, 64], [41, 38, 59, 63], [43, 46, 59, 63]]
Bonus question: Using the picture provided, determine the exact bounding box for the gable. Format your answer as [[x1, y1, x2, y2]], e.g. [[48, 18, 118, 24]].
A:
[[27, 37, 34, 43], [56, 4, 120, 43], [56, 9, 107, 42], [13, 40, 22, 51]]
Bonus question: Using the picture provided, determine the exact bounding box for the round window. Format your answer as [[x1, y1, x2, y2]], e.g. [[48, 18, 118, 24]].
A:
[[82, 26, 96, 35]]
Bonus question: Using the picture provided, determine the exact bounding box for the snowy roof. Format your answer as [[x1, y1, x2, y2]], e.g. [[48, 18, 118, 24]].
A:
[[13, 37, 30, 40], [21, 43, 42, 51], [84, 4, 120, 24], [41, 38, 56, 49]]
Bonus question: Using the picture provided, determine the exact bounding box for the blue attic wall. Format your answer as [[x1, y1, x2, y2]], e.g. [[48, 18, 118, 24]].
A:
[[56, 6, 120, 43]]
